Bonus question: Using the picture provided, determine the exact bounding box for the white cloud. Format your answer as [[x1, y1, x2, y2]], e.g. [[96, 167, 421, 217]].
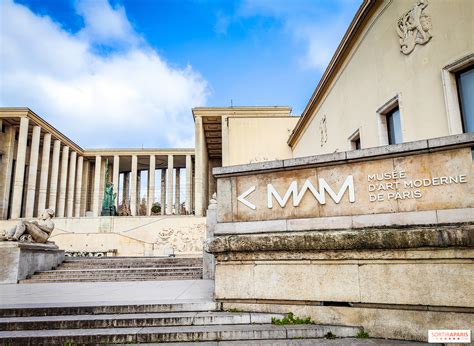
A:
[[238, 0, 360, 71], [0, 0, 208, 148]]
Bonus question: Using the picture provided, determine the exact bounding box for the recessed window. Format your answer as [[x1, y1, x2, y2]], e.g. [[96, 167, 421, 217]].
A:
[[457, 67, 474, 133], [386, 107, 403, 144], [348, 129, 361, 150]]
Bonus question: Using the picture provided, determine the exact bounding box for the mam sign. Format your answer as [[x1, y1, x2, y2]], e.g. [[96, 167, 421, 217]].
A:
[[238, 176, 355, 210], [217, 147, 473, 222]]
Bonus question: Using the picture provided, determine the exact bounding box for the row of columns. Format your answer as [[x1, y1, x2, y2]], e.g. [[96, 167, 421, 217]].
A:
[[9, 117, 86, 219], [91, 154, 194, 217]]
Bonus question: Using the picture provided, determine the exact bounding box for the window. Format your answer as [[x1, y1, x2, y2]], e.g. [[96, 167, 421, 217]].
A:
[[377, 96, 402, 146], [386, 107, 402, 144], [457, 67, 474, 133], [348, 129, 361, 150]]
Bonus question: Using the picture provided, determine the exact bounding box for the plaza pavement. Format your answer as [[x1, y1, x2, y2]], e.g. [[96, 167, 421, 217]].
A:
[[0, 279, 214, 308]]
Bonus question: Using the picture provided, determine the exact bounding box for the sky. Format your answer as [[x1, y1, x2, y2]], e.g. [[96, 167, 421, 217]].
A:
[[0, 0, 361, 148]]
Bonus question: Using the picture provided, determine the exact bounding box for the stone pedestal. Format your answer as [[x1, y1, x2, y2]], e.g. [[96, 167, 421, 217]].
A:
[[203, 200, 216, 280], [0, 242, 65, 284]]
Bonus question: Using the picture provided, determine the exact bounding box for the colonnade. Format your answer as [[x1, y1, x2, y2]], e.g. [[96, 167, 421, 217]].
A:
[[91, 154, 194, 217], [1, 115, 195, 219], [8, 117, 87, 219]]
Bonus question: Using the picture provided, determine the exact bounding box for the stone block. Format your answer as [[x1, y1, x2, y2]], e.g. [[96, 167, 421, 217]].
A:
[[215, 220, 286, 235], [359, 263, 474, 307], [0, 242, 64, 284], [217, 178, 233, 223], [428, 133, 474, 149], [437, 208, 474, 223], [346, 140, 428, 160], [283, 152, 346, 168], [287, 216, 352, 231], [352, 210, 437, 228], [213, 160, 284, 177]]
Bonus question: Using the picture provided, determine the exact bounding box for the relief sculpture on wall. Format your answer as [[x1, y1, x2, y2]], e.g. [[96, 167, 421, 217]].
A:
[[397, 0, 432, 55]]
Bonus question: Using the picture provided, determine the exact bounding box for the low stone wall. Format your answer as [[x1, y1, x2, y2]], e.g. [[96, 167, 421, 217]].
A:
[[0, 216, 206, 257], [0, 242, 64, 284], [207, 134, 474, 342]]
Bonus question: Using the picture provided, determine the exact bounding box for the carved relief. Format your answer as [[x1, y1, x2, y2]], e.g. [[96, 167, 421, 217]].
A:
[[155, 224, 206, 254], [397, 0, 432, 55], [320, 115, 328, 147]]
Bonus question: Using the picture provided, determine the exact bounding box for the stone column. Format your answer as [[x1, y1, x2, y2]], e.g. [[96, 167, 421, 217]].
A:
[[48, 140, 61, 211], [185, 155, 193, 214], [66, 151, 77, 217], [194, 116, 207, 217], [221, 115, 229, 166], [175, 168, 181, 215], [10, 117, 29, 219], [92, 155, 101, 217], [0, 125, 15, 219], [56, 145, 69, 217], [137, 171, 141, 213], [130, 155, 137, 216], [148, 155, 155, 216], [25, 126, 41, 218], [166, 155, 174, 215], [160, 169, 166, 215], [112, 155, 120, 209], [37, 133, 51, 214], [80, 159, 90, 216], [74, 156, 83, 217], [122, 172, 130, 205]]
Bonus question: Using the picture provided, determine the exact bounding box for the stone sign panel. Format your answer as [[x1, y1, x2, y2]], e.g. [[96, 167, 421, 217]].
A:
[[217, 147, 473, 223]]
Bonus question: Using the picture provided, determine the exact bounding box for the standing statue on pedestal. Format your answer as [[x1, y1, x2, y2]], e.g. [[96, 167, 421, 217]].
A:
[[0, 209, 55, 243], [101, 159, 117, 216]]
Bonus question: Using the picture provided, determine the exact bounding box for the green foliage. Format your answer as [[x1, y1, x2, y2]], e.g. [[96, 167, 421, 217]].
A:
[[226, 308, 244, 313], [356, 330, 370, 338], [271, 312, 313, 325], [324, 331, 336, 339]]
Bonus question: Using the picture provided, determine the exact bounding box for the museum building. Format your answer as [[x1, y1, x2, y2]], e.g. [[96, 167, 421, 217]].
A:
[[0, 0, 472, 341]]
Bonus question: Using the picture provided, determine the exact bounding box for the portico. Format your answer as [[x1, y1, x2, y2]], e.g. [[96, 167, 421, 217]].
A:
[[0, 108, 195, 220]]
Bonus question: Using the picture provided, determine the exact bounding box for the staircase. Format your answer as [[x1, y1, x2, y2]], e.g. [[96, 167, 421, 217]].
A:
[[0, 301, 363, 344], [20, 256, 203, 283]]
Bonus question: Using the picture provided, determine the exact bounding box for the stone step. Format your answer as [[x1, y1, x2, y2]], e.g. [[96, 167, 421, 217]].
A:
[[62, 257, 202, 264], [30, 273, 202, 279], [36, 266, 202, 274], [0, 323, 361, 345], [0, 301, 219, 317], [56, 263, 202, 270], [20, 276, 202, 283], [0, 312, 283, 331]]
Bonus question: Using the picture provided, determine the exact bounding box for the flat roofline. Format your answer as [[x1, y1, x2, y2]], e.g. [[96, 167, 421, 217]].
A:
[[192, 106, 292, 119], [83, 148, 195, 157], [0, 107, 84, 153]]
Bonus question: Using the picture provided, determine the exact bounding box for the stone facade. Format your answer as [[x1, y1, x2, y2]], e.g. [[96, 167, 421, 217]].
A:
[[207, 135, 474, 342]]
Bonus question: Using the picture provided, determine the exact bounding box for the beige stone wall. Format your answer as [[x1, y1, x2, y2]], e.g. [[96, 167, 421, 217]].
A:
[[213, 246, 474, 342], [0, 216, 206, 257], [226, 117, 298, 166], [218, 147, 474, 223], [292, 0, 474, 157]]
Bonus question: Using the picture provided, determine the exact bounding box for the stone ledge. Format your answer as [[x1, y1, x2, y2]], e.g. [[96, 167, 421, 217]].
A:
[[214, 208, 474, 235], [206, 224, 474, 253], [213, 133, 474, 177]]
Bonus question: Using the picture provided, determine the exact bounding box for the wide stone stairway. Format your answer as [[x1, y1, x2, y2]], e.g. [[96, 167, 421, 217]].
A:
[[20, 256, 203, 283], [0, 300, 364, 344]]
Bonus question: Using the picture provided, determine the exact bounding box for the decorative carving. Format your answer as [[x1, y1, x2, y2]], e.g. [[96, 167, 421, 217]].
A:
[[155, 224, 206, 254], [0, 209, 55, 243], [320, 115, 328, 147], [397, 0, 432, 55]]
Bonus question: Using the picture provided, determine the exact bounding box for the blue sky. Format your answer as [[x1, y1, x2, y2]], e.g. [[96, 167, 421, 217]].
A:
[[1, 0, 361, 148]]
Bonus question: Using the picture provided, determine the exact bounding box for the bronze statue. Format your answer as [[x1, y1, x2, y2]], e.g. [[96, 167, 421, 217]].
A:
[[0, 209, 55, 243], [101, 159, 117, 216]]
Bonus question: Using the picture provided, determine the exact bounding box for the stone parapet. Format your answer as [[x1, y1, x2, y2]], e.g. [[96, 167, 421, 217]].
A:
[[0, 242, 64, 284]]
